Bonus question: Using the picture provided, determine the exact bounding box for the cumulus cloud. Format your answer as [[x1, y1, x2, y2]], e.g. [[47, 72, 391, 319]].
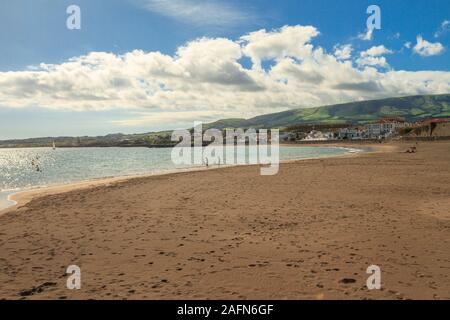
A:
[[357, 45, 393, 69], [240, 25, 319, 68], [413, 35, 445, 57], [0, 25, 450, 127], [360, 45, 393, 57], [136, 0, 252, 27], [334, 44, 353, 60], [357, 56, 389, 69]]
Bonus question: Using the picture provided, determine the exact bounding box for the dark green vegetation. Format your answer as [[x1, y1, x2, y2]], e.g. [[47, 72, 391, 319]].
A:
[[1, 94, 449, 148]]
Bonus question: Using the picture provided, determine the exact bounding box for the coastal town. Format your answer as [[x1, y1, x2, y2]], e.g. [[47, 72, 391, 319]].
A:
[[280, 117, 450, 142]]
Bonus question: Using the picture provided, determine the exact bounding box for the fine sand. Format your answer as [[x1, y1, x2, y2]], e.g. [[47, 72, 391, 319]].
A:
[[0, 141, 449, 300]]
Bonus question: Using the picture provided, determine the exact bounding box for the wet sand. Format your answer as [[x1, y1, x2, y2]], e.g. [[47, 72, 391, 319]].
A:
[[0, 141, 449, 300]]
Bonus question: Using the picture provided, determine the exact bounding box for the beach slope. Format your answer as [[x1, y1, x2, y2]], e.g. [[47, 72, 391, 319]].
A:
[[0, 142, 449, 300]]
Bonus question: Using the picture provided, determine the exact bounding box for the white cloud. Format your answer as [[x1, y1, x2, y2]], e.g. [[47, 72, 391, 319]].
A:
[[357, 56, 389, 69], [413, 35, 445, 57], [357, 45, 393, 69], [434, 20, 450, 38], [240, 25, 319, 68], [358, 28, 373, 41], [404, 42, 412, 49], [0, 25, 449, 127], [136, 0, 252, 27], [334, 44, 353, 60], [360, 45, 393, 58]]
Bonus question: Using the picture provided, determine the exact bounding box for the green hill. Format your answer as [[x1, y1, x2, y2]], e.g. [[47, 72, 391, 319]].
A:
[[205, 94, 450, 129], [1, 94, 449, 148]]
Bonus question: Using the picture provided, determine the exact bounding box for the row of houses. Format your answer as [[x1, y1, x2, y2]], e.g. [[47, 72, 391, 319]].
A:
[[337, 118, 406, 140], [282, 117, 408, 142], [281, 117, 450, 142]]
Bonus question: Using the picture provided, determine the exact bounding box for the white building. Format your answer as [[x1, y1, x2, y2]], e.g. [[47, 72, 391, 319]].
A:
[[303, 130, 334, 141], [338, 128, 365, 140], [365, 119, 406, 139]]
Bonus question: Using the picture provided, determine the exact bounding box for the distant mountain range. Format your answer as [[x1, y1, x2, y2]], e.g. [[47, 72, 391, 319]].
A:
[[1, 94, 449, 148], [204, 94, 450, 129]]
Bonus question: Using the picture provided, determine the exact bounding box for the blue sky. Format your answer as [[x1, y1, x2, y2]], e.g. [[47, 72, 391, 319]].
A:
[[0, 0, 449, 139]]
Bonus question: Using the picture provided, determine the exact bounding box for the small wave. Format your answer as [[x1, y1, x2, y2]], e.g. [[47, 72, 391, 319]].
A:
[[340, 147, 364, 154], [0, 187, 22, 193]]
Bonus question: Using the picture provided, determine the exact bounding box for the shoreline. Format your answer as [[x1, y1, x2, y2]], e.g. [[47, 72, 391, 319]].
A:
[[0, 144, 374, 216]]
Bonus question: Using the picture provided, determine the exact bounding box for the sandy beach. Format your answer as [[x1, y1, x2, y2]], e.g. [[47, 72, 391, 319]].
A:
[[0, 141, 449, 300]]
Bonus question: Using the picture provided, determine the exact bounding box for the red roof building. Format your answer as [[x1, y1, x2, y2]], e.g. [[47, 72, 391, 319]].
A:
[[420, 117, 450, 125], [378, 117, 406, 124]]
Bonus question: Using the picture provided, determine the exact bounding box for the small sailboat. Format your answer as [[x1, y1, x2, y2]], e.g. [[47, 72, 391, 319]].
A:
[[52, 141, 56, 150]]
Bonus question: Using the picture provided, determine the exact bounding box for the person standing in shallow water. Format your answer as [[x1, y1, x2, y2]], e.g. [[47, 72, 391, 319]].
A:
[[31, 155, 43, 173]]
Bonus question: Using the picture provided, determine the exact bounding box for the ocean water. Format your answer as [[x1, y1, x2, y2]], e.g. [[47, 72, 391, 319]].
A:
[[0, 146, 359, 210]]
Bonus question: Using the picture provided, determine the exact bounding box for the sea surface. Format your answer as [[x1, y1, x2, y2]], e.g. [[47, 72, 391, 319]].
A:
[[0, 146, 360, 210]]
